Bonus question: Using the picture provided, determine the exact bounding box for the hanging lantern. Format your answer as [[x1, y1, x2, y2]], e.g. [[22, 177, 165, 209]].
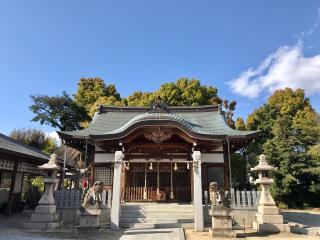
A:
[[174, 163, 178, 171], [187, 162, 190, 170], [149, 162, 153, 170]]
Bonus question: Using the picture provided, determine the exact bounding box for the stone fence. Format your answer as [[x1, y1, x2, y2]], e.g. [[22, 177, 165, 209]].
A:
[[55, 189, 82, 209], [230, 188, 260, 210], [54, 188, 112, 209], [203, 188, 260, 210]]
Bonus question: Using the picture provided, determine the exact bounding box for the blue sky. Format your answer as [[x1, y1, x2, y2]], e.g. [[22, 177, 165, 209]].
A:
[[0, 1, 320, 140]]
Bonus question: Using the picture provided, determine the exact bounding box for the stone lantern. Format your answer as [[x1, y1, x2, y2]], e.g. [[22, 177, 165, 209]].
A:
[[251, 154, 287, 233], [25, 153, 61, 230]]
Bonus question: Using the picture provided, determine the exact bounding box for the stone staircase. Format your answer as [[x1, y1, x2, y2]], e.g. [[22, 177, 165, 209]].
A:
[[120, 203, 194, 229]]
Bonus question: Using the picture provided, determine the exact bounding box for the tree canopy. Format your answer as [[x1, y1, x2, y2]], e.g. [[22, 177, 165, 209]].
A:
[[10, 128, 57, 154], [125, 78, 218, 107], [245, 88, 320, 208], [30, 91, 91, 131]]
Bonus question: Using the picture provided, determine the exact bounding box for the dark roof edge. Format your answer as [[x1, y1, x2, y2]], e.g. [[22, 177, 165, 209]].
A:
[[0, 133, 49, 161], [99, 104, 221, 113], [0, 147, 48, 163], [226, 130, 262, 140]]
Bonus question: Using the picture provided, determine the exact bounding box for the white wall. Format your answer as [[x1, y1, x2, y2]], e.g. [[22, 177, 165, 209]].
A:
[[201, 153, 224, 163], [94, 153, 114, 163]]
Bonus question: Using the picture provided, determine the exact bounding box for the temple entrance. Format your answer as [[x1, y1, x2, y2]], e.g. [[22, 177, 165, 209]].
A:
[[124, 162, 191, 202]]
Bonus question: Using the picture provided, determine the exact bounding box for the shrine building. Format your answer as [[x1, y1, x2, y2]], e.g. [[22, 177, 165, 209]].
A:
[[58, 100, 260, 230]]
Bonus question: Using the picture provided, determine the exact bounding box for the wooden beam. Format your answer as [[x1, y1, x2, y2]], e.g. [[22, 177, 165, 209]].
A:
[[126, 143, 191, 153], [6, 161, 18, 217]]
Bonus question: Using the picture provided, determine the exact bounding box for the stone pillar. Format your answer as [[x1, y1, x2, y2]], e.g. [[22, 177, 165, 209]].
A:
[[192, 151, 204, 232], [107, 188, 112, 209], [110, 151, 124, 230]]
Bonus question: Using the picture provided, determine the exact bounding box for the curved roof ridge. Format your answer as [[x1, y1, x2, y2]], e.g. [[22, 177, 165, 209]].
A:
[[97, 111, 209, 135], [99, 104, 221, 113]]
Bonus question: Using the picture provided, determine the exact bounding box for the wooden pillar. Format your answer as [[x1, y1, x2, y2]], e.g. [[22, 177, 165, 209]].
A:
[[223, 143, 231, 190], [6, 161, 18, 217]]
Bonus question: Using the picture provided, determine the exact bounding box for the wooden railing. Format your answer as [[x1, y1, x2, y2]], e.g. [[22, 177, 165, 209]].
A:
[[124, 186, 190, 202]]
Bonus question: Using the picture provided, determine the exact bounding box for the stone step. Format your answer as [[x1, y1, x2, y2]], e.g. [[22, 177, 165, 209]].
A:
[[120, 222, 194, 229], [122, 204, 193, 209], [121, 213, 194, 218], [122, 208, 194, 211], [119, 217, 194, 224]]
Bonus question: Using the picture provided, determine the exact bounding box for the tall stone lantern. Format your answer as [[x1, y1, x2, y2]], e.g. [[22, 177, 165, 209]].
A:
[[25, 153, 61, 230], [251, 154, 287, 233]]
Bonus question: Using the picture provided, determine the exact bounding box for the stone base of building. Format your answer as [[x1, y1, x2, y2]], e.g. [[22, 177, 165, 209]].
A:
[[78, 208, 101, 228], [209, 228, 237, 238], [25, 204, 61, 230]]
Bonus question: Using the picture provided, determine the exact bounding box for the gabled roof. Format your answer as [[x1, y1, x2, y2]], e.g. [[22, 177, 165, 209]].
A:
[[59, 104, 260, 141], [0, 133, 49, 163]]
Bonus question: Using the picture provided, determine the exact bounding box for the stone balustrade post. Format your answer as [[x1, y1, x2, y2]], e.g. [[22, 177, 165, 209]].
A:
[[192, 151, 204, 232]]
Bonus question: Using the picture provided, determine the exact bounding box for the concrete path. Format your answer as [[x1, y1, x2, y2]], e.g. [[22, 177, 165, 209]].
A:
[[120, 228, 185, 240], [0, 228, 185, 240]]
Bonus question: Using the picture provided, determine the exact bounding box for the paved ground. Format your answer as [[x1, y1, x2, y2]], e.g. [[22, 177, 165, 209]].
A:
[[2, 210, 320, 240], [185, 228, 320, 240], [282, 210, 320, 228], [0, 213, 184, 240], [120, 228, 184, 240], [0, 228, 184, 240]]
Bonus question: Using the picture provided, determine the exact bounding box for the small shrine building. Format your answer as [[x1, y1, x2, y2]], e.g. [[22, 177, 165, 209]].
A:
[[58, 100, 260, 230]]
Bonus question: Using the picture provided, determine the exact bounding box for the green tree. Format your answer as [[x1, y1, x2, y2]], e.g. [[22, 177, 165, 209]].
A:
[[163, 78, 217, 106], [126, 78, 218, 106], [89, 96, 125, 117], [126, 91, 156, 106], [10, 128, 57, 154], [246, 88, 320, 208], [235, 117, 245, 130], [30, 92, 90, 131], [105, 84, 121, 100], [74, 77, 107, 111]]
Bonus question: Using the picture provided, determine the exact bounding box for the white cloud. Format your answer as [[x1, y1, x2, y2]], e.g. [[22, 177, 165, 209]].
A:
[[46, 131, 61, 146], [228, 42, 320, 98]]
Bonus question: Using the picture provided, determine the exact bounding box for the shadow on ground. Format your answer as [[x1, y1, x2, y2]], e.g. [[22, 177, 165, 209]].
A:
[[282, 211, 320, 227]]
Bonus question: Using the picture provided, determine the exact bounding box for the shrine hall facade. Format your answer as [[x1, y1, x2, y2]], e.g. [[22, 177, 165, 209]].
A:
[[58, 100, 259, 230]]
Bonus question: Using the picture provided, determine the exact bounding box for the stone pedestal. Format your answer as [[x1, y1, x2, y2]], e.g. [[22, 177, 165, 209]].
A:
[[209, 206, 236, 238], [25, 178, 61, 230], [79, 208, 101, 228]]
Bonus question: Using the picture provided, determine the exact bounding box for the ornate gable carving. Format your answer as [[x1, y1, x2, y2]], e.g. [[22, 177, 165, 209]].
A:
[[143, 128, 173, 144]]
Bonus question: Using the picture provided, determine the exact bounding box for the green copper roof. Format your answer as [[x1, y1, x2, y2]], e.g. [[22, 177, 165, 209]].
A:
[[60, 105, 259, 141]]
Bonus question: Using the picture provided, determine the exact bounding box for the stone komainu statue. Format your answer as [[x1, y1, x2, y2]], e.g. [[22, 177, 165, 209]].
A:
[[209, 181, 231, 208], [81, 181, 104, 209]]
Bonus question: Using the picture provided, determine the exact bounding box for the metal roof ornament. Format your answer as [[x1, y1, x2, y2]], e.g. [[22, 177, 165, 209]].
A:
[[149, 96, 169, 113]]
